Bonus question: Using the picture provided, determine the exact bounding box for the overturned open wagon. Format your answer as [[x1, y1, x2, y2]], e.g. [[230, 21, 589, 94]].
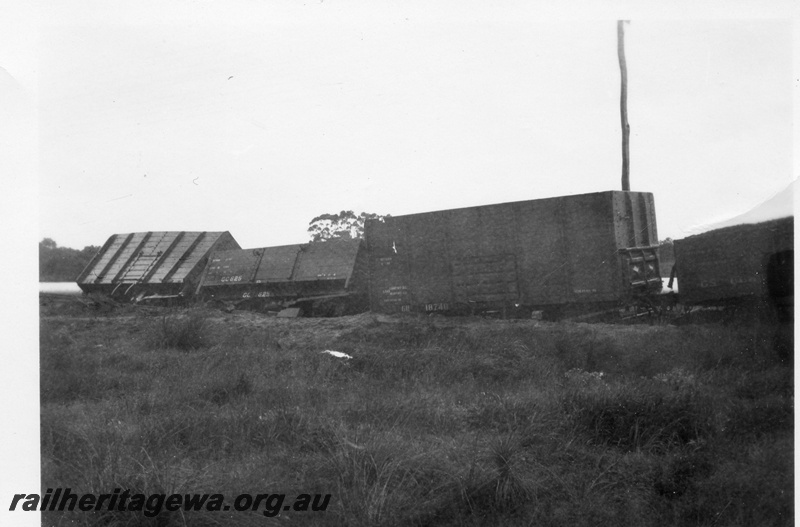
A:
[[196, 239, 368, 316], [76, 231, 241, 302]]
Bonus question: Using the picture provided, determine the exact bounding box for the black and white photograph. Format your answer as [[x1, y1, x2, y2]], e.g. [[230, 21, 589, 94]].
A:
[[1, 1, 795, 525]]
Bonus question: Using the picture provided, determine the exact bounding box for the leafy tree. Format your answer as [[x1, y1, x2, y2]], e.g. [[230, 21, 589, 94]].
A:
[[39, 239, 100, 282], [308, 211, 387, 242]]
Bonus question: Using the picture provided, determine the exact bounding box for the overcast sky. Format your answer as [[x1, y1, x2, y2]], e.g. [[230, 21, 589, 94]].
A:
[[8, 2, 800, 252]]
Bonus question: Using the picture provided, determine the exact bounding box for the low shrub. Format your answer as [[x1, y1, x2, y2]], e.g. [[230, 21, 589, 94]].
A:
[[653, 451, 713, 500], [564, 379, 716, 453], [723, 396, 793, 440], [653, 435, 793, 526], [732, 367, 793, 399], [149, 311, 210, 351], [552, 330, 615, 372]]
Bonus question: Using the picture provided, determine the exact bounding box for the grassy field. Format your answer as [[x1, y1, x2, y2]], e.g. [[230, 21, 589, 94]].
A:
[[40, 297, 793, 526]]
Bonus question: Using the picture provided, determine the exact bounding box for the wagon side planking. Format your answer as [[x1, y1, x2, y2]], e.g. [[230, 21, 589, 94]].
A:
[[364, 190, 661, 317]]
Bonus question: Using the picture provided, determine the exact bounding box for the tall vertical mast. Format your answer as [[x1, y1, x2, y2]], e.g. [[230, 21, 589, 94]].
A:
[[618, 20, 630, 191]]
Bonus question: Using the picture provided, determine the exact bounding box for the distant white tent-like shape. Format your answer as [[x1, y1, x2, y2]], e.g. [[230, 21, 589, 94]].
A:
[[672, 180, 793, 307], [687, 180, 795, 235]]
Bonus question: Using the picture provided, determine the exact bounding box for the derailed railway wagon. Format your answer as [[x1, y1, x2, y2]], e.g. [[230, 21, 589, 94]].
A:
[[364, 190, 662, 318], [673, 217, 793, 318], [195, 239, 368, 316], [77, 231, 240, 302]]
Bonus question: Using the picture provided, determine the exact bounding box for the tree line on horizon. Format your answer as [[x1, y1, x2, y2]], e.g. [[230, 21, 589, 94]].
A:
[[39, 238, 99, 282]]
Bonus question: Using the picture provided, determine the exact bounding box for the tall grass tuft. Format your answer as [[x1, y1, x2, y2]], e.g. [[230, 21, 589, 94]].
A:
[[564, 376, 716, 453], [484, 434, 531, 513], [325, 430, 449, 526], [199, 373, 253, 405]]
